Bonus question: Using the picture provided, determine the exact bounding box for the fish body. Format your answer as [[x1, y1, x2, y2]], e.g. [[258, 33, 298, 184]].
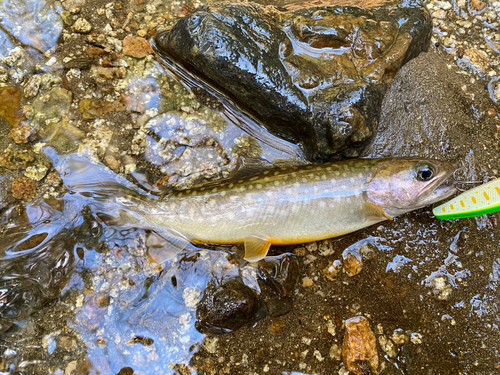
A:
[[105, 158, 456, 261], [433, 177, 500, 219], [52, 153, 456, 262]]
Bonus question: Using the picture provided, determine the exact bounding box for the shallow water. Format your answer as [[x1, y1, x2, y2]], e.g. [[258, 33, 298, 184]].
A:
[[1, 0, 500, 373]]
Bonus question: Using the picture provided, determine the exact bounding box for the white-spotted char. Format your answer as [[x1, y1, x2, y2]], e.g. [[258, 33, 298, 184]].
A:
[[56, 154, 456, 262]]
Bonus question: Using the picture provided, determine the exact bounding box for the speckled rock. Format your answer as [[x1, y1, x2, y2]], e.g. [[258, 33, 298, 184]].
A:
[[11, 176, 37, 200], [72, 17, 92, 33]]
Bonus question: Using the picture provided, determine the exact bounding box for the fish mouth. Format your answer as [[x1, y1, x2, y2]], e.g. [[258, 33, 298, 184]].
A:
[[416, 169, 457, 207]]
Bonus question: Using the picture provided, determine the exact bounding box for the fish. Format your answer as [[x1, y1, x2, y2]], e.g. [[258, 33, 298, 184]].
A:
[[433, 177, 500, 219], [50, 151, 456, 262]]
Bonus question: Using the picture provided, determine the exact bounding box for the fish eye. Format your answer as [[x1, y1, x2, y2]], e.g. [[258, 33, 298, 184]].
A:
[[415, 163, 435, 181]]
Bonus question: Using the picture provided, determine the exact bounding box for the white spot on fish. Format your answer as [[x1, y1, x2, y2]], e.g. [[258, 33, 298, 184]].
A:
[[212, 188, 218, 193], [335, 171, 340, 176], [321, 175, 326, 180], [250, 176, 259, 181], [264, 177, 270, 182], [256, 184, 262, 189], [249, 184, 254, 189], [326, 167, 332, 171], [228, 183, 234, 188], [302, 178, 308, 183], [319, 201, 326, 208], [274, 171, 280, 176], [220, 191, 226, 196], [263, 171, 270, 175], [274, 181, 280, 186]]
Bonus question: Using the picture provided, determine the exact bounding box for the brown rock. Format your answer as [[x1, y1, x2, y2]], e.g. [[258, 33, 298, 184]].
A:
[[0, 86, 22, 127], [12, 176, 37, 201], [268, 318, 286, 333], [122, 36, 153, 58], [86, 46, 107, 58], [342, 316, 379, 375], [78, 98, 125, 120]]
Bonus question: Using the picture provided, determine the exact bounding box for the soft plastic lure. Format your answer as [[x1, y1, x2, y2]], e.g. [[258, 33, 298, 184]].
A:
[[433, 177, 500, 219]]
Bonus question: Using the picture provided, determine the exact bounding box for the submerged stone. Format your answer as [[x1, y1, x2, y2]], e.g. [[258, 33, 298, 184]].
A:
[[342, 316, 379, 375], [155, 2, 431, 160], [196, 278, 265, 333]]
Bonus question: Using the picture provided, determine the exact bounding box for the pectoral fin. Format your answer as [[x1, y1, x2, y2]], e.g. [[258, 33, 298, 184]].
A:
[[244, 236, 272, 262], [362, 203, 393, 221]]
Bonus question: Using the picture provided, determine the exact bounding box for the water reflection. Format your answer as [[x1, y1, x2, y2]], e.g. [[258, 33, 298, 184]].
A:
[[0, 0, 62, 57]]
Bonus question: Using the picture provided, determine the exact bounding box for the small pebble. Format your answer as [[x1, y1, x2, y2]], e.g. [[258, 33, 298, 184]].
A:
[[73, 18, 92, 33]]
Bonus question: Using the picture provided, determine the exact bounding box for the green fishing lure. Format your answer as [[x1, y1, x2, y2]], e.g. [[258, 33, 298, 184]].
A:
[[433, 177, 500, 219]]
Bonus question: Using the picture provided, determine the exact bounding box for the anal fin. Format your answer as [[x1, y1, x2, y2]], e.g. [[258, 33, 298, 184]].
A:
[[244, 236, 272, 262], [362, 202, 393, 221]]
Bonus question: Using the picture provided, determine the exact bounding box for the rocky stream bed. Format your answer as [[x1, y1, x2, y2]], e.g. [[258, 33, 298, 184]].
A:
[[0, 0, 500, 374]]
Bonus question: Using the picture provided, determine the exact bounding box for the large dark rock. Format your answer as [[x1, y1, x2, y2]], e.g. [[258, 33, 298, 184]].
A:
[[155, 2, 431, 160]]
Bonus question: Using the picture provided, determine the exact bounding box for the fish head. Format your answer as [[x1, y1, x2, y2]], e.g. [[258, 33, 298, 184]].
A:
[[367, 158, 457, 218]]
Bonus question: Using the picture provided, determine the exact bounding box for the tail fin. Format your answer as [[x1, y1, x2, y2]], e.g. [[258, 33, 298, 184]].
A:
[[44, 147, 149, 200], [44, 147, 194, 263]]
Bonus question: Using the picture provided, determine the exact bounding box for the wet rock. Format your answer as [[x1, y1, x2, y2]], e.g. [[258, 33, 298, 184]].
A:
[[323, 259, 342, 281], [44, 119, 85, 154], [78, 98, 125, 120], [24, 165, 48, 181], [362, 48, 499, 163], [460, 47, 490, 75], [104, 155, 120, 172], [196, 278, 264, 333], [0, 86, 22, 127], [268, 318, 286, 333], [391, 328, 408, 345], [0, 146, 35, 170], [258, 254, 300, 297], [155, 3, 432, 160], [123, 36, 153, 58], [342, 316, 379, 375], [11, 176, 37, 201], [378, 334, 398, 358], [342, 238, 377, 276]]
